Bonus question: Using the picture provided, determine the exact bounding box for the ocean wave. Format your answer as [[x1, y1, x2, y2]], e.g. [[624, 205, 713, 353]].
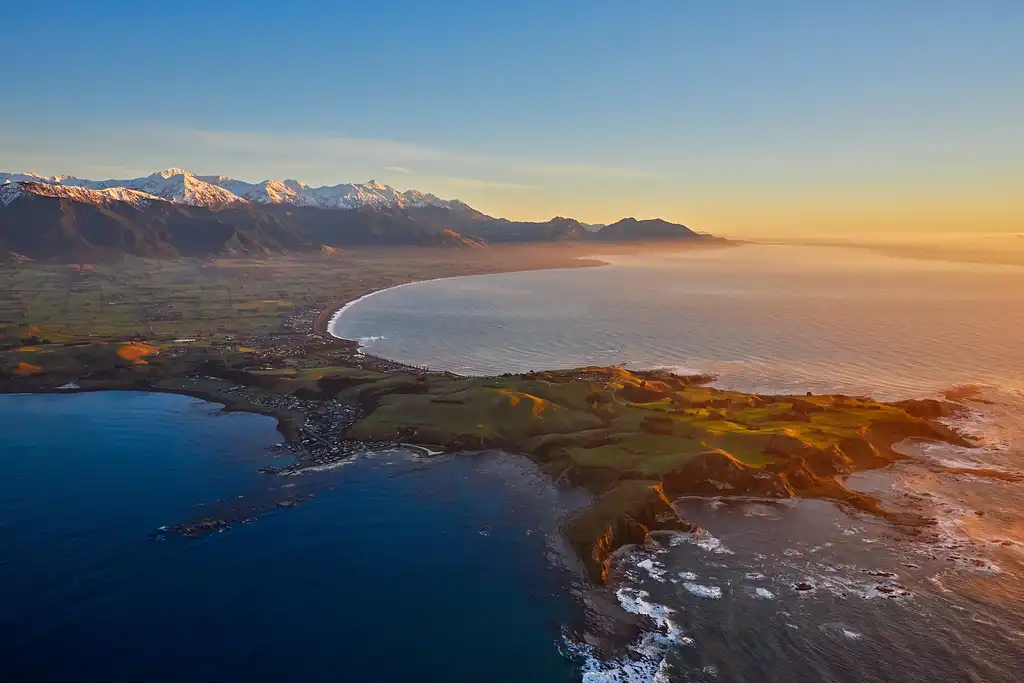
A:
[[667, 529, 733, 555], [565, 639, 673, 683], [640, 364, 710, 379], [636, 558, 669, 583], [940, 384, 1024, 452], [743, 503, 782, 518], [790, 565, 914, 600], [682, 582, 723, 599], [569, 587, 692, 683], [615, 587, 678, 630], [279, 459, 358, 475], [951, 556, 1002, 574]]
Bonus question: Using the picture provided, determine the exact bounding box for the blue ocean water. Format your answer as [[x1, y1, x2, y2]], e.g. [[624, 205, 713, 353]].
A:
[[0, 392, 583, 683]]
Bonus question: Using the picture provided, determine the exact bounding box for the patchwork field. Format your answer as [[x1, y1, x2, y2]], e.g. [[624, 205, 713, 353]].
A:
[[0, 245, 601, 346]]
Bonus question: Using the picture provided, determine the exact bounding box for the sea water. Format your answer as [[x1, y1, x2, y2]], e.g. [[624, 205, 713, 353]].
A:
[[0, 392, 586, 682], [330, 244, 1024, 399]]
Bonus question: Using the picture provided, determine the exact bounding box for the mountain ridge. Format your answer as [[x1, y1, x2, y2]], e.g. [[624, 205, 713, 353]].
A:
[[0, 168, 720, 262], [0, 168, 477, 213]]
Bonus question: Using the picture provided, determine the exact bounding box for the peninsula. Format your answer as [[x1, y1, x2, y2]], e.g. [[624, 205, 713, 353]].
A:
[[0, 249, 970, 584]]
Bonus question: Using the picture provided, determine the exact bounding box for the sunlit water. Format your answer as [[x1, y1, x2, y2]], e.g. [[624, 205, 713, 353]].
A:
[[333, 244, 1024, 681], [332, 244, 1024, 398]]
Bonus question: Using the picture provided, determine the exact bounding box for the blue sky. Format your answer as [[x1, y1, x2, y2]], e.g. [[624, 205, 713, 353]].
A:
[[2, 1, 1021, 235]]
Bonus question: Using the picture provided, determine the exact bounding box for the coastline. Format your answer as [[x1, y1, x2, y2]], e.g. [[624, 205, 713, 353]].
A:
[[0, 393, 594, 683], [325, 275, 468, 340], [312, 240, 736, 342], [5, 240, 1004, 669], [10, 369, 990, 661], [35, 382, 310, 441], [303, 268, 991, 589], [4, 241, 982, 537], [314, 252, 611, 340]]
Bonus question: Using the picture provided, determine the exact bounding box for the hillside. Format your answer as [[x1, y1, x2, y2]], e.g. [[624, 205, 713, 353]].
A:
[[591, 217, 703, 241]]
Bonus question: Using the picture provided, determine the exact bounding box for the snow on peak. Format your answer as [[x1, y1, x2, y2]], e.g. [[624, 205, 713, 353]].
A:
[[0, 171, 92, 187], [0, 181, 23, 206], [0, 180, 160, 207], [0, 169, 473, 212], [151, 168, 193, 179], [126, 171, 241, 206]]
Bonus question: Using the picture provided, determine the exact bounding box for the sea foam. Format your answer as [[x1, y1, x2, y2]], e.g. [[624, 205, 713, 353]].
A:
[[569, 587, 693, 683], [682, 582, 723, 599]]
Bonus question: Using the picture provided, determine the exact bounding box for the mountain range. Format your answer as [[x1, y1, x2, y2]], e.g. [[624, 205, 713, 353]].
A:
[[0, 168, 718, 262]]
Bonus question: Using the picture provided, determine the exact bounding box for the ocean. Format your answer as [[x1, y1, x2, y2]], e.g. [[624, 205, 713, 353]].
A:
[[330, 244, 1024, 399], [0, 392, 588, 682], [331, 243, 1024, 681]]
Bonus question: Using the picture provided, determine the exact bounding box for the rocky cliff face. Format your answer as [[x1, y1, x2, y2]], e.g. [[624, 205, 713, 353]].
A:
[[563, 481, 692, 583], [558, 417, 972, 582]]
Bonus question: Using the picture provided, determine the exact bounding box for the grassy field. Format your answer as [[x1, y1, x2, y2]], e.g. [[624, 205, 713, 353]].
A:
[[344, 365, 947, 476], [0, 246, 601, 345], [340, 364, 964, 582]]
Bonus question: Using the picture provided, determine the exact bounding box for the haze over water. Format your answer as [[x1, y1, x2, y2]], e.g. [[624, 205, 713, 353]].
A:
[[332, 244, 1024, 400]]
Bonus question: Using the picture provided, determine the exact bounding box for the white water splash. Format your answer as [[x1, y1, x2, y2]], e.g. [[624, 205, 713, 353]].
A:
[[570, 588, 692, 683], [682, 582, 723, 599], [636, 558, 669, 583], [667, 529, 733, 555]]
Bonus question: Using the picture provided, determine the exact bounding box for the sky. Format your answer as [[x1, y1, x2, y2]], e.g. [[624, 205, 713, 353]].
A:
[[1, 1, 1021, 237]]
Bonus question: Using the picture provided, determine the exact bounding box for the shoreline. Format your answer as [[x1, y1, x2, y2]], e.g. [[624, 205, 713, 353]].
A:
[[25, 375, 976, 663], [311, 244, 1014, 403], [1, 333, 989, 666], [3, 241, 999, 666], [325, 275, 469, 340], [10, 379, 343, 447], [313, 252, 610, 340], [312, 239, 733, 343]]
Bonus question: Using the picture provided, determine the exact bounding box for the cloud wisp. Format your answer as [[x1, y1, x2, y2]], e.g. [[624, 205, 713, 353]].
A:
[[441, 177, 539, 190], [155, 126, 657, 182]]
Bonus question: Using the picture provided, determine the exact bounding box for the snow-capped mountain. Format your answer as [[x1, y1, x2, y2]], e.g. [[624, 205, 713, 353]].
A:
[[0, 168, 474, 212], [0, 181, 158, 207], [0, 167, 714, 263], [0, 182, 25, 206], [121, 168, 243, 206]]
